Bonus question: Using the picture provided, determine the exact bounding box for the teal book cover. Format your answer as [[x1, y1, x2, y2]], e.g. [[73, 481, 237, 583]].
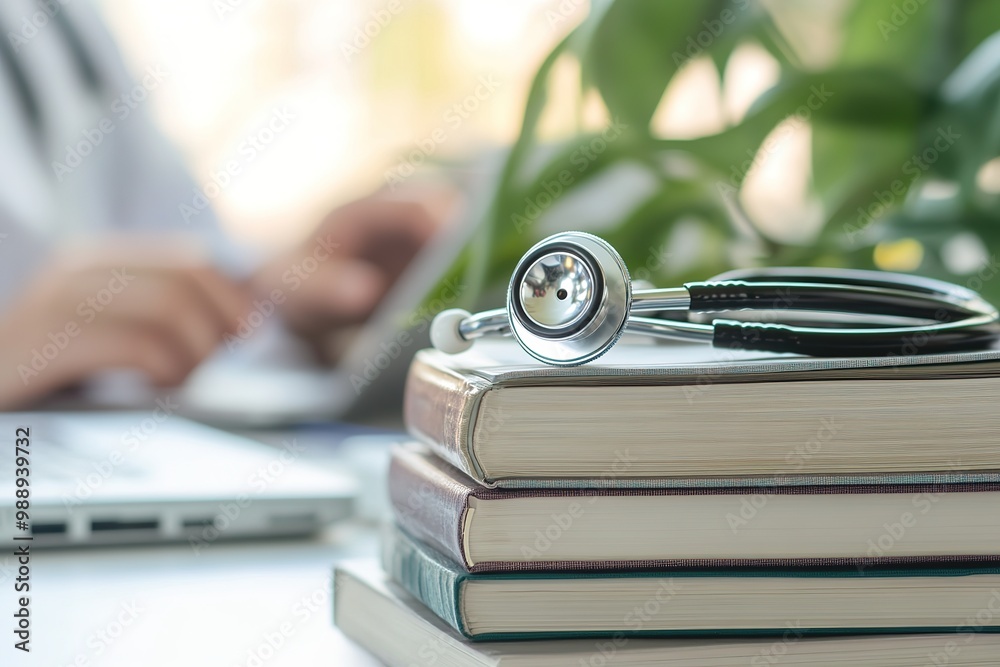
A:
[[381, 524, 1000, 641]]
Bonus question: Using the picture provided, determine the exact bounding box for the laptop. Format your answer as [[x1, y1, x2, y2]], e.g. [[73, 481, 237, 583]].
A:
[[0, 412, 356, 547]]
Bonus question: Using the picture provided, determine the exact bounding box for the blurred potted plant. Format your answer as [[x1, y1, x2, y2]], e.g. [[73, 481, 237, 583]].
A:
[[442, 0, 1000, 308]]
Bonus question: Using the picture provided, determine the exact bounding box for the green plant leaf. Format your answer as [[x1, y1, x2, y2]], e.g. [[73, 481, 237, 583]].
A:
[[582, 0, 720, 132], [419, 0, 1000, 314], [811, 123, 916, 236], [958, 0, 1000, 61], [837, 0, 954, 89], [651, 68, 927, 183]]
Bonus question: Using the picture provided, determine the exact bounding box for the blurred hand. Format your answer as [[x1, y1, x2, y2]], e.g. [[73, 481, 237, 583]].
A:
[[0, 245, 250, 409], [0, 194, 447, 407], [252, 196, 441, 353]]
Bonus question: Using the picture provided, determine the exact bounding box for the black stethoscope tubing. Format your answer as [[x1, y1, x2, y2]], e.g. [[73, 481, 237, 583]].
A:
[[677, 266, 999, 356]]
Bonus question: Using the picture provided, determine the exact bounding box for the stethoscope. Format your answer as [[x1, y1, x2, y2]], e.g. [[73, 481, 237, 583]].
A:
[[430, 231, 1000, 366]]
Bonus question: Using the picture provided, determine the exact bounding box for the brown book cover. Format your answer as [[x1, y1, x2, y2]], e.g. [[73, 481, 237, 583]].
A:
[[402, 342, 1000, 486], [389, 443, 1000, 573]]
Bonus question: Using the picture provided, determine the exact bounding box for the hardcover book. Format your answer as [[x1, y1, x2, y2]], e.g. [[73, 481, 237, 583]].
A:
[[403, 340, 1000, 485], [389, 443, 1000, 572], [380, 524, 1000, 640], [334, 560, 1000, 664]]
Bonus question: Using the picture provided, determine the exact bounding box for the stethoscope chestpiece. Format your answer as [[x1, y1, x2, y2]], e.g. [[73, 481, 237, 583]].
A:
[[506, 232, 631, 365]]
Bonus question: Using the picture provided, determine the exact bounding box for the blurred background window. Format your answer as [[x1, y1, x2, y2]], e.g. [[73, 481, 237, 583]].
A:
[[98, 0, 589, 248]]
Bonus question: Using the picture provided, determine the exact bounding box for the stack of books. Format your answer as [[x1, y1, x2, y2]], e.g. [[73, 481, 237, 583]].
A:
[[335, 339, 1000, 666]]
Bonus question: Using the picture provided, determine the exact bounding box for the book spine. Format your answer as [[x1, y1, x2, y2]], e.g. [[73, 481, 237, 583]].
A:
[[389, 445, 474, 571], [403, 352, 490, 480], [381, 526, 469, 637]]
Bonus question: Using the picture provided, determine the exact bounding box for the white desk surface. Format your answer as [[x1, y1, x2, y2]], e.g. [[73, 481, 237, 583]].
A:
[[8, 523, 383, 667]]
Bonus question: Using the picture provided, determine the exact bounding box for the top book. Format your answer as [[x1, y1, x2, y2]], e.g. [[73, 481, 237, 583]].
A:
[[403, 339, 1000, 486]]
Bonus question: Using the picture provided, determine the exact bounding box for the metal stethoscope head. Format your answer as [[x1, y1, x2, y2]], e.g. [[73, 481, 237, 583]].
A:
[[430, 231, 1000, 365]]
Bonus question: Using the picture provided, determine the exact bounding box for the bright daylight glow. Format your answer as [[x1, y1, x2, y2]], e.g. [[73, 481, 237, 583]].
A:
[[99, 0, 573, 246], [976, 157, 1000, 194], [740, 119, 823, 244], [652, 56, 725, 140], [445, 0, 551, 46]]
